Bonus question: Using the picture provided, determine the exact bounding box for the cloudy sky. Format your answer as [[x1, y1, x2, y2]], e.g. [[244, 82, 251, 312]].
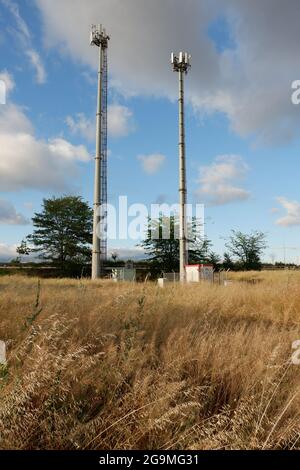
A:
[[1, 0, 300, 262]]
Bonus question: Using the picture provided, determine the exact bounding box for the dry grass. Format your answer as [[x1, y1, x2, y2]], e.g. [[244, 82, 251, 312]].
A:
[[1, 271, 300, 450]]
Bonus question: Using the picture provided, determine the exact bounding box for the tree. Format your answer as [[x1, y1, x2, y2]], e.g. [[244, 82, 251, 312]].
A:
[[26, 196, 93, 272], [222, 252, 235, 271], [206, 251, 221, 270], [16, 240, 30, 258], [140, 215, 211, 272], [188, 218, 212, 265], [225, 230, 267, 271], [14, 240, 31, 264]]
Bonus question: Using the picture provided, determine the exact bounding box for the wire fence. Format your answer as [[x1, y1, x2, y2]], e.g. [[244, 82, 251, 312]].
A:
[[161, 269, 230, 284]]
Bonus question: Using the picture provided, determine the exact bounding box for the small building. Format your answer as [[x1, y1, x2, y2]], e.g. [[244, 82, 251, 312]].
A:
[[111, 267, 136, 282], [185, 264, 214, 283]]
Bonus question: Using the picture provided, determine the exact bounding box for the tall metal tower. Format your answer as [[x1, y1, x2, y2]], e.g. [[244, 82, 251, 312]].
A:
[[90, 25, 110, 280], [171, 52, 191, 282]]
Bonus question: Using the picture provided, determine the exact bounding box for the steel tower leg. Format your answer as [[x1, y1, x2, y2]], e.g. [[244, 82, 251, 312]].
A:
[[179, 69, 188, 282], [91, 25, 109, 280], [92, 44, 103, 280], [100, 47, 108, 263]]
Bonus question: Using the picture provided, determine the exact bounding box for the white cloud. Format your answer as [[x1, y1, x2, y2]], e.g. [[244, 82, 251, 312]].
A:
[[108, 105, 135, 138], [66, 113, 94, 142], [0, 133, 90, 192], [0, 103, 33, 134], [137, 153, 166, 174], [197, 155, 250, 205], [0, 199, 29, 225], [2, 0, 30, 39], [26, 49, 47, 84], [3, 0, 47, 84], [0, 70, 15, 94], [0, 70, 15, 104], [35, 0, 216, 98], [0, 243, 17, 262], [48, 138, 89, 162], [0, 87, 90, 192], [66, 105, 134, 141], [35, 0, 300, 144], [275, 197, 300, 227]]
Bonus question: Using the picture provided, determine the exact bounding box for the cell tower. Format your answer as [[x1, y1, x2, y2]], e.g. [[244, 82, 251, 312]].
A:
[[90, 25, 110, 280], [171, 52, 191, 282]]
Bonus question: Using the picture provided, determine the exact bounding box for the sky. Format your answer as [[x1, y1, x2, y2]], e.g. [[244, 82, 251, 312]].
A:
[[1, 0, 300, 263]]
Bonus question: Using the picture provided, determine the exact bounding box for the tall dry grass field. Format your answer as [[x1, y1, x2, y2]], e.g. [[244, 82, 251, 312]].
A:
[[1, 271, 300, 450]]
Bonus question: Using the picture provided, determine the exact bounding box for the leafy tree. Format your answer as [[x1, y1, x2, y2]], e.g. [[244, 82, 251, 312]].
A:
[[26, 196, 93, 272], [140, 215, 211, 272], [206, 251, 221, 270], [225, 230, 267, 271], [188, 218, 212, 265], [223, 252, 235, 271], [16, 240, 30, 261]]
